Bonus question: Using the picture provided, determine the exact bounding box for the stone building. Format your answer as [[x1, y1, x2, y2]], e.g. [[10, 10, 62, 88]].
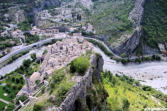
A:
[[39, 36, 93, 76], [17, 36, 93, 96]]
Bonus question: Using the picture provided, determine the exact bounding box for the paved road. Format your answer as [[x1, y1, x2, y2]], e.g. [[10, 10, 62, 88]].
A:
[[84, 37, 164, 60], [0, 36, 66, 67], [84, 37, 122, 59], [0, 47, 46, 76], [0, 98, 9, 104]]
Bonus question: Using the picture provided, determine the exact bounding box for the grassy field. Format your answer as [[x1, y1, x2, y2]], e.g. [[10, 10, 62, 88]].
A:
[[88, 0, 135, 45], [102, 71, 167, 111], [0, 102, 7, 111], [142, 0, 167, 48]]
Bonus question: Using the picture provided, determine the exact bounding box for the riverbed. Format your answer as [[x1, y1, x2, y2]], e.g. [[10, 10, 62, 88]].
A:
[[0, 42, 167, 94], [93, 47, 167, 94]]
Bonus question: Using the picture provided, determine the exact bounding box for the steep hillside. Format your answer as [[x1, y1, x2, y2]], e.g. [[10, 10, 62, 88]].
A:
[[102, 72, 167, 111], [89, 0, 135, 47], [142, 0, 167, 49]]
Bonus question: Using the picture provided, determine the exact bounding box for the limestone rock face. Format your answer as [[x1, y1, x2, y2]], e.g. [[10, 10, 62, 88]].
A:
[[7, 7, 25, 24], [129, 0, 146, 27], [42, 0, 61, 8], [113, 26, 159, 56], [113, 0, 151, 56], [34, 10, 55, 28], [113, 27, 142, 55]]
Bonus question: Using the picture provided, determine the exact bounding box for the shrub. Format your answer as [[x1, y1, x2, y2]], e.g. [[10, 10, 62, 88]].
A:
[[6, 104, 15, 111], [23, 59, 31, 68], [35, 80, 40, 85], [43, 50, 48, 55], [122, 99, 130, 110], [33, 104, 43, 111], [121, 59, 128, 64], [31, 53, 36, 61], [24, 33, 39, 44], [142, 86, 152, 91], [18, 20, 31, 31], [52, 70, 64, 84], [152, 55, 161, 61], [120, 53, 126, 58], [15, 95, 28, 104], [54, 81, 74, 105], [70, 56, 90, 75]]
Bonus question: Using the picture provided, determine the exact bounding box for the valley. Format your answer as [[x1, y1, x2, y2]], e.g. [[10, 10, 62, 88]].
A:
[[0, 0, 167, 111]]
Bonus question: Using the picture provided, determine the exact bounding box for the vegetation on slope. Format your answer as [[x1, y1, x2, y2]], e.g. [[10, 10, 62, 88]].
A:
[[142, 0, 167, 48], [87, 39, 113, 59], [5, 50, 29, 65], [102, 71, 167, 111], [24, 33, 40, 44], [0, 37, 20, 50], [89, 0, 135, 45], [22, 54, 91, 111], [18, 20, 32, 31], [70, 56, 90, 75]]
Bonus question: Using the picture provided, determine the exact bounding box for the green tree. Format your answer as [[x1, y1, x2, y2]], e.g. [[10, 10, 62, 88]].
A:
[[31, 53, 36, 61], [35, 80, 40, 85], [23, 59, 31, 68], [122, 99, 130, 110], [70, 56, 90, 75], [33, 104, 43, 111]]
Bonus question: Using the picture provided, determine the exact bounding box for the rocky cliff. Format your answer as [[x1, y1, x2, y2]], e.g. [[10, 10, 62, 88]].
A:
[[112, 0, 159, 56], [128, 0, 146, 27], [113, 27, 142, 56], [47, 54, 108, 111]]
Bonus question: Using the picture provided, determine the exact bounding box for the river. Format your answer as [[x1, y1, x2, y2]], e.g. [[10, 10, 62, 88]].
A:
[[93, 47, 167, 94], [0, 38, 167, 94]]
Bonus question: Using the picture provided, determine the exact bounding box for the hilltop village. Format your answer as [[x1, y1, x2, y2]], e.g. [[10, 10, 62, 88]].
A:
[[0, 0, 167, 111], [17, 36, 93, 97]]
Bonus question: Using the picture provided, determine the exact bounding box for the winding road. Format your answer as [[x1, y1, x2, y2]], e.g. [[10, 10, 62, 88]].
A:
[[0, 35, 67, 68], [84, 37, 121, 58], [0, 35, 167, 94]]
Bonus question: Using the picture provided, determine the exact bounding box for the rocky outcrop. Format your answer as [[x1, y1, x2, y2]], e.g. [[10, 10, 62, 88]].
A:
[[139, 42, 159, 55], [113, 0, 153, 56], [48, 54, 105, 111], [113, 27, 142, 55], [7, 6, 25, 24], [128, 0, 146, 27], [113, 26, 159, 56]]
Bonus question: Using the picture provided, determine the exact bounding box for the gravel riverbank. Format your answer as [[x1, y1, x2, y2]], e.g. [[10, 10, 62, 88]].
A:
[[93, 47, 167, 94]]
